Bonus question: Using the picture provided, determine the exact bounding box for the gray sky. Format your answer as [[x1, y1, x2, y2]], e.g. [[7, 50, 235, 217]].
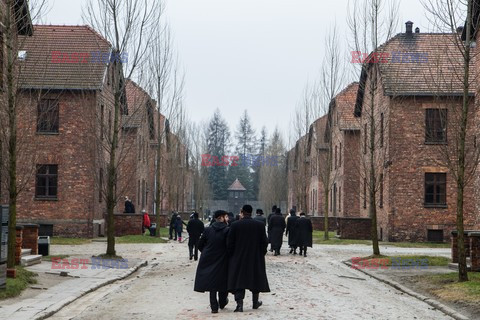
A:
[[45, 0, 429, 145]]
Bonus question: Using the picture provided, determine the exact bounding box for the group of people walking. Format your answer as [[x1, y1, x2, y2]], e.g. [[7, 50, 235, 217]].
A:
[[167, 205, 313, 314], [264, 206, 313, 257], [193, 205, 270, 313]]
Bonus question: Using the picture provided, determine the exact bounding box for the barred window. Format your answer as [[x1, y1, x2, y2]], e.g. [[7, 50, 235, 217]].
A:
[[425, 173, 446, 206], [36, 165, 58, 199], [37, 99, 59, 133], [425, 109, 447, 143]]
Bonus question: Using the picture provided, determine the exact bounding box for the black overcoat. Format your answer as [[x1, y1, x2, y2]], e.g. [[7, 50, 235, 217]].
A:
[[295, 217, 313, 247], [253, 215, 267, 226], [194, 222, 229, 292], [227, 217, 270, 293], [268, 214, 286, 250], [187, 218, 205, 245], [286, 215, 300, 246]]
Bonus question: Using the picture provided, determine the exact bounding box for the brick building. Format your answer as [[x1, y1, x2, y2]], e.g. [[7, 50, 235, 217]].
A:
[[355, 23, 477, 242], [305, 115, 328, 216], [14, 25, 118, 237], [287, 135, 307, 212], [122, 79, 165, 214], [11, 25, 191, 237], [325, 82, 361, 218]]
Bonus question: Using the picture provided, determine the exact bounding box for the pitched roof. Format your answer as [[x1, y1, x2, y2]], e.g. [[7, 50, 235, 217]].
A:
[[355, 32, 475, 116], [123, 79, 151, 129], [307, 115, 328, 156], [228, 178, 246, 191], [333, 82, 360, 131], [18, 25, 111, 90]]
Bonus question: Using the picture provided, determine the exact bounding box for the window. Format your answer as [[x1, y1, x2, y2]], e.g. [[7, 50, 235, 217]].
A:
[[330, 190, 332, 212], [138, 137, 142, 161], [363, 178, 367, 209], [108, 110, 112, 137], [379, 174, 384, 208], [35, 165, 58, 199], [425, 109, 447, 143], [100, 105, 104, 141], [137, 180, 140, 207], [37, 99, 59, 133], [380, 113, 384, 147], [142, 179, 146, 208], [364, 123, 367, 154], [427, 230, 444, 242], [335, 145, 338, 169], [339, 143, 342, 167], [338, 186, 341, 213], [425, 173, 446, 207], [143, 138, 146, 163], [99, 168, 103, 203]]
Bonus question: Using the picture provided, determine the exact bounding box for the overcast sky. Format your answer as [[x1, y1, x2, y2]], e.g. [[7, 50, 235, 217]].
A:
[[44, 0, 430, 146]]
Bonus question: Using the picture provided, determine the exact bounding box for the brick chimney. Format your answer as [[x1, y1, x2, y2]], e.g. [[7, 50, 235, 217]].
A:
[[405, 21, 414, 34]]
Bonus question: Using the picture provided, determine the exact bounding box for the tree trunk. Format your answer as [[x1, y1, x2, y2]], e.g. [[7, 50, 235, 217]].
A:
[[369, 82, 380, 256], [105, 61, 122, 257], [455, 0, 472, 283], [6, 0, 18, 269], [323, 189, 329, 240]]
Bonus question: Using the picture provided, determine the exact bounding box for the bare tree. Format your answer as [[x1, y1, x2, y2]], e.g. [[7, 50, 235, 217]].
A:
[[84, 0, 160, 256], [318, 24, 346, 240], [188, 121, 211, 217], [259, 128, 287, 210], [145, 20, 186, 233], [421, 0, 479, 282], [348, 0, 399, 256], [3, 0, 48, 269]]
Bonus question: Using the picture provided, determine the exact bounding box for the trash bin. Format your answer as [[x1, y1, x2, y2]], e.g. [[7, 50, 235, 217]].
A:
[[149, 223, 157, 237], [38, 236, 50, 256]]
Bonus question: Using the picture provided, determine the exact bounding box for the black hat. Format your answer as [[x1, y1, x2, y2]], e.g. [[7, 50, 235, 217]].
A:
[[214, 210, 228, 219]]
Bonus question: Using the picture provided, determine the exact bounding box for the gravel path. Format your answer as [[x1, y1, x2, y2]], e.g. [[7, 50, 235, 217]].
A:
[[46, 239, 453, 320]]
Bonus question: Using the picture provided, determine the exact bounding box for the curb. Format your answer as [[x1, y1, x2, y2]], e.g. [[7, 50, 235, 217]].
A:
[[34, 260, 149, 320], [342, 260, 469, 320]]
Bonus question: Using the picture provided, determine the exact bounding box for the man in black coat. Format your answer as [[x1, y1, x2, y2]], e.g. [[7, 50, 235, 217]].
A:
[[169, 212, 178, 240], [253, 209, 267, 226], [124, 196, 135, 213], [268, 207, 286, 256], [227, 204, 270, 312], [286, 209, 299, 254], [267, 205, 277, 252], [194, 210, 230, 313], [296, 212, 313, 257], [187, 212, 205, 260]]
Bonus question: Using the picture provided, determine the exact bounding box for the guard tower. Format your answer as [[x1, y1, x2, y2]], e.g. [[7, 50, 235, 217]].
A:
[[227, 178, 246, 214]]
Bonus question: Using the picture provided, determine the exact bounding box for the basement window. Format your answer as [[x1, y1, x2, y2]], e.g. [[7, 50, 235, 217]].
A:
[[427, 229, 444, 242]]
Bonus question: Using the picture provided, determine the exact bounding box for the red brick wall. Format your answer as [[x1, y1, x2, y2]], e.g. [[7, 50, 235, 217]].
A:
[[387, 97, 477, 242], [343, 131, 361, 217], [16, 91, 100, 238], [21, 224, 38, 255], [338, 218, 371, 240], [310, 216, 337, 231], [15, 227, 23, 265], [470, 233, 480, 272], [113, 213, 168, 237]]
